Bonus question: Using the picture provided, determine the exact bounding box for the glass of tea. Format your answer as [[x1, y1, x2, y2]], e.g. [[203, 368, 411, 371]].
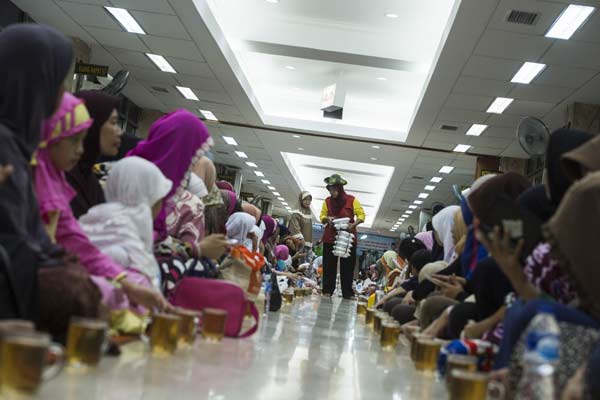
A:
[[174, 308, 200, 346], [202, 308, 228, 342], [0, 332, 64, 394], [413, 338, 442, 371], [356, 301, 367, 316], [66, 317, 108, 367], [380, 320, 401, 350], [148, 313, 181, 355]]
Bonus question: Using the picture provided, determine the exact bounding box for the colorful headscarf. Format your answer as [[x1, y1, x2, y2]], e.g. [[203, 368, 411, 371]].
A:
[[216, 180, 234, 191], [274, 245, 290, 261], [35, 93, 93, 217], [432, 205, 460, 263], [261, 215, 277, 244], [415, 231, 434, 251], [127, 109, 213, 239]]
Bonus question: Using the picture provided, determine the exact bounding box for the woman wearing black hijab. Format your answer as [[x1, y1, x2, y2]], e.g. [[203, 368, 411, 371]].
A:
[[67, 91, 122, 218], [0, 24, 73, 318]]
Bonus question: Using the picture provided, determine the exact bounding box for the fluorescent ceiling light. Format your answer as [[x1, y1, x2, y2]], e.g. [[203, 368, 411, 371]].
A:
[[409, 205, 418, 209], [267, 186, 276, 190], [223, 136, 237, 146], [453, 144, 471, 153], [370, 157, 377, 161], [146, 54, 175, 73], [390, 229, 397, 232], [265, 0, 279, 3], [406, 210, 413, 214], [277, 197, 284, 201], [439, 166, 454, 174], [254, 171, 265, 177], [245, 162, 257, 168], [281, 152, 394, 228], [261, 180, 270, 184], [418, 193, 429, 199], [272, 191, 280, 196], [105, 7, 145, 34], [431, 177, 443, 183], [376, 77, 387, 81], [466, 124, 487, 136], [402, 214, 409, 218], [234, 151, 248, 159], [282, 202, 288, 206], [371, 145, 380, 149], [545, 5, 595, 40], [385, 13, 400, 18], [414, 200, 423, 205], [399, 218, 405, 222], [486, 97, 514, 114], [176, 86, 198, 101], [285, 65, 296, 70], [298, 147, 304, 151], [292, 135, 301, 138], [511, 62, 546, 84], [424, 185, 436, 191], [360, 234, 368, 240], [199, 110, 218, 121]]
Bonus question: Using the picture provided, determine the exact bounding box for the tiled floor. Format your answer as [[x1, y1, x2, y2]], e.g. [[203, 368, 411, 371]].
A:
[[37, 295, 446, 400]]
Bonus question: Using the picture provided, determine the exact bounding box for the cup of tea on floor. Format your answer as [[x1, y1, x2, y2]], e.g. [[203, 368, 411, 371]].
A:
[[175, 308, 200, 346], [0, 320, 35, 337], [0, 332, 64, 394], [380, 320, 401, 350], [202, 308, 228, 342], [445, 354, 478, 387], [283, 291, 294, 303], [365, 308, 376, 325], [66, 317, 108, 367], [373, 311, 388, 333], [148, 313, 181, 355], [413, 338, 442, 371], [294, 288, 304, 298], [448, 369, 506, 400], [356, 301, 367, 316]]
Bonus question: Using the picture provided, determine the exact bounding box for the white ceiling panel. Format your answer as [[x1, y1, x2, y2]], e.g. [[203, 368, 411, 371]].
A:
[[123, 67, 178, 85], [175, 75, 225, 93], [468, 135, 512, 149], [131, 11, 190, 40], [445, 93, 493, 111], [485, 113, 524, 129], [534, 65, 598, 89], [453, 76, 513, 97], [437, 108, 488, 123], [487, 0, 565, 35], [104, 47, 154, 69], [66, 0, 109, 4], [57, 1, 120, 30], [474, 29, 552, 61], [84, 27, 149, 52], [462, 55, 522, 81], [542, 41, 600, 69], [110, 0, 175, 15], [505, 99, 555, 117], [509, 84, 574, 104], [141, 36, 205, 62], [484, 126, 518, 139], [167, 59, 215, 78]]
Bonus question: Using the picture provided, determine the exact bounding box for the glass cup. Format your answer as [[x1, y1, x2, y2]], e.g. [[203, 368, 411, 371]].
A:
[[413, 338, 442, 371], [303, 287, 312, 297], [448, 370, 506, 400], [148, 313, 181, 355], [445, 354, 478, 387], [380, 320, 401, 350], [365, 308, 376, 326], [66, 317, 108, 367], [294, 288, 304, 298], [0, 332, 64, 394], [202, 308, 228, 342], [174, 308, 200, 346], [356, 302, 367, 316], [373, 311, 387, 333], [0, 320, 35, 337], [283, 291, 294, 303]]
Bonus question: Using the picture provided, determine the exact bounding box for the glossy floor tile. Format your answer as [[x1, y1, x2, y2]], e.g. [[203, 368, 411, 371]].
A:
[[34, 295, 445, 400]]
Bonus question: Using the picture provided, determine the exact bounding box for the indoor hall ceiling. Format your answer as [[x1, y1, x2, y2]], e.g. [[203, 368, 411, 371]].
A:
[[11, 0, 600, 236]]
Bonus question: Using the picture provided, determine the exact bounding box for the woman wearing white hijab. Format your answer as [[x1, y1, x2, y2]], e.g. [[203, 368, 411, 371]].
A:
[[225, 212, 257, 251], [432, 205, 461, 263], [79, 156, 172, 290]]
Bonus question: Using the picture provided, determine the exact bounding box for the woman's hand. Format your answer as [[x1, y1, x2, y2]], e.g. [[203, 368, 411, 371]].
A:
[[199, 234, 228, 259], [402, 291, 415, 305], [430, 274, 464, 299], [121, 280, 174, 313]]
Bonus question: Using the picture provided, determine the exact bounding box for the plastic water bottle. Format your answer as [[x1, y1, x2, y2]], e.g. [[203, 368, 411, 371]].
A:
[[515, 307, 560, 400], [263, 280, 272, 316]]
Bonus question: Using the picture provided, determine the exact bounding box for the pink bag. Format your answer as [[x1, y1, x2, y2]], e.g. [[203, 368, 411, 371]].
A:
[[169, 277, 259, 338]]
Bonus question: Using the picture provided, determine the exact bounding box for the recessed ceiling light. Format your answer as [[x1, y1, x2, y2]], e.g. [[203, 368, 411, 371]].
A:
[[105, 7, 145, 34], [176, 86, 199, 101], [272, 191, 281, 196], [406, 210, 413, 214], [282, 202, 288, 206], [430, 177, 443, 183], [439, 166, 454, 174], [409, 205, 418, 209], [267, 186, 276, 190], [234, 151, 248, 159], [399, 218, 405, 222], [222, 136, 238, 146], [298, 147, 304, 151], [385, 13, 400, 18], [402, 214, 409, 218], [376, 77, 387, 81], [277, 197, 284, 201], [414, 200, 423, 205], [511, 62, 546, 84], [371, 145, 380, 149], [453, 144, 471, 153], [265, 0, 279, 3], [292, 135, 301, 138], [545, 4, 595, 40], [146, 53, 176, 73], [254, 171, 265, 177], [465, 124, 488, 136], [486, 97, 514, 114], [199, 109, 218, 121], [261, 180, 271, 184], [424, 185, 436, 191], [285, 207, 292, 211], [285, 65, 296, 70], [418, 193, 429, 199], [370, 157, 377, 161], [245, 162, 257, 168]]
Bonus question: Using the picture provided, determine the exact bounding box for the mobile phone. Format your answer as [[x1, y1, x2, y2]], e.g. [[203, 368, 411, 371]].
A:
[[227, 239, 239, 246]]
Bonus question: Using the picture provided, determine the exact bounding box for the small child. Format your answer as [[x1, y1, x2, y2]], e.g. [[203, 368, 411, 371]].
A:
[[274, 245, 290, 272]]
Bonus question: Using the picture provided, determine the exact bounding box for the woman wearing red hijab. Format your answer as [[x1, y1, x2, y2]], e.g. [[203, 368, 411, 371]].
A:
[[319, 174, 365, 299]]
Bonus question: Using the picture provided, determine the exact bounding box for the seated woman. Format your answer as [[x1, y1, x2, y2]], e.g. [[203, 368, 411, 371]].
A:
[[34, 92, 170, 313], [79, 156, 172, 291]]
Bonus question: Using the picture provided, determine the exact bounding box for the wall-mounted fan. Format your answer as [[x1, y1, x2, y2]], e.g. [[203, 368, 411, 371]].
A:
[[517, 117, 550, 157], [101, 70, 129, 96]]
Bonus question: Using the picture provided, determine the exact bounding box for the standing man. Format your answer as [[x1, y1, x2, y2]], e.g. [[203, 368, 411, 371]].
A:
[[319, 174, 365, 299]]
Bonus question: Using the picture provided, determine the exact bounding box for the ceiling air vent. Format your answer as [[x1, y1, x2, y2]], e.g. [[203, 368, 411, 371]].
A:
[[150, 86, 169, 93], [411, 176, 425, 180], [440, 124, 458, 131], [215, 150, 228, 155], [506, 10, 539, 25]]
